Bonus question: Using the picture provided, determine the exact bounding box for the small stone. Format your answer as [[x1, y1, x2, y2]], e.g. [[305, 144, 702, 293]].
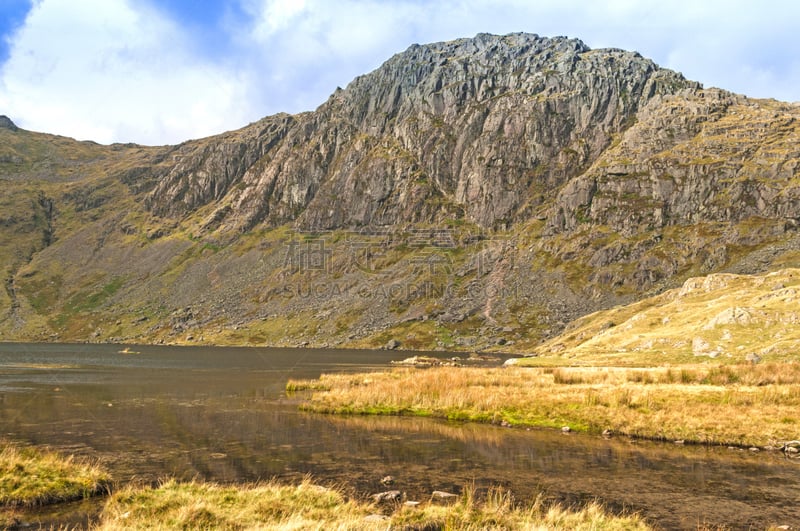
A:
[[431, 490, 458, 500], [404, 501, 421, 507], [749, 447, 760, 452], [745, 352, 762, 365], [561, 426, 571, 433], [386, 339, 401, 350], [674, 440, 685, 445], [380, 475, 394, 485], [602, 429, 613, 438], [500, 420, 512, 428], [364, 514, 389, 523], [786, 447, 799, 454], [372, 490, 402, 502]]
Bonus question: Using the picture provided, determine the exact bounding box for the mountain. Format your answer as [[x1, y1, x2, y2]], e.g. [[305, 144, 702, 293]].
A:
[[1, 32, 799, 352]]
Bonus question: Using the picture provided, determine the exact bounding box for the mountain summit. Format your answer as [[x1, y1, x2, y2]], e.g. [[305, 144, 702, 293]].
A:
[[1, 33, 799, 352], [135, 33, 698, 232]]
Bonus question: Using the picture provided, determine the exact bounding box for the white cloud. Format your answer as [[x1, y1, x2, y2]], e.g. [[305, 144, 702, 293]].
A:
[[0, 0, 253, 145], [248, 0, 308, 38], [2, 0, 800, 145], [236, 0, 800, 117]]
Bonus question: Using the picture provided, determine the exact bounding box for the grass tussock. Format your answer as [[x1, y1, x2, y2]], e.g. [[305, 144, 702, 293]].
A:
[[548, 362, 800, 386], [391, 487, 649, 531], [95, 479, 369, 531], [95, 479, 649, 531], [294, 364, 800, 447], [0, 442, 110, 507]]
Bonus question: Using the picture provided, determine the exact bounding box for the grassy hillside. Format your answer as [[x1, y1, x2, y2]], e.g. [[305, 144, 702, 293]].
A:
[[525, 268, 800, 365]]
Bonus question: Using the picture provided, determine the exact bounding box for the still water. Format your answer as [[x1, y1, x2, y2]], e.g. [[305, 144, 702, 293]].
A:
[[1, 342, 798, 529]]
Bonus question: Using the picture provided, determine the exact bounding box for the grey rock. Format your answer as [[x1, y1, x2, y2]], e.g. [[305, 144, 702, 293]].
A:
[[132, 33, 696, 232], [0, 115, 18, 131], [372, 490, 402, 502], [745, 352, 762, 364], [386, 339, 401, 350], [547, 88, 800, 240]]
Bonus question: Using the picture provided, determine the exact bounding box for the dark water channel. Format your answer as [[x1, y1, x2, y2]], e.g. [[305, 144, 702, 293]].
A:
[[1, 342, 798, 529]]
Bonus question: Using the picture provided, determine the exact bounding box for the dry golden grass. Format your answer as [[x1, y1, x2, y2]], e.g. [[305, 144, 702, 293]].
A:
[[531, 268, 800, 365], [95, 479, 370, 531], [292, 363, 800, 447], [94, 479, 649, 530], [0, 442, 110, 507]]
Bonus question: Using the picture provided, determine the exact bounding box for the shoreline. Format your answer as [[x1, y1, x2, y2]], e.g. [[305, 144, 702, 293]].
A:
[[2, 443, 650, 530]]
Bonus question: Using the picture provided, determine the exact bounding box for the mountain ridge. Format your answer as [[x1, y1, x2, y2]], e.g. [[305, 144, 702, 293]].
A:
[[129, 32, 700, 232]]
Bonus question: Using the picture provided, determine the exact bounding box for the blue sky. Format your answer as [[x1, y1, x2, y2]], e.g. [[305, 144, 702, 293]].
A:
[[1, 0, 799, 145]]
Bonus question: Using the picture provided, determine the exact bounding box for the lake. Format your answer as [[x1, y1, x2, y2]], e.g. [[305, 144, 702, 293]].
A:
[[1, 342, 798, 529]]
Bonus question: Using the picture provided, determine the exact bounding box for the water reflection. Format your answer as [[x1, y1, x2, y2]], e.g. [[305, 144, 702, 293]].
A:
[[1, 343, 798, 529]]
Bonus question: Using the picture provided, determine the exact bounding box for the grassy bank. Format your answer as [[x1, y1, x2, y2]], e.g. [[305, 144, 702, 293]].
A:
[[0, 444, 648, 531], [95, 479, 649, 530], [290, 363, 800, 447], [0, 442, 110, 508], [1, 441, 110, 528]]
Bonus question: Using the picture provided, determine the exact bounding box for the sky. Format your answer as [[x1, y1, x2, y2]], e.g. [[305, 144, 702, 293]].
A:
[[1, 0, 799, 146]]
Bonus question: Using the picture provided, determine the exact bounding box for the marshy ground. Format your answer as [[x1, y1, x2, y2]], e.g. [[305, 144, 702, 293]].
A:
[[289, 362, 800, 449]]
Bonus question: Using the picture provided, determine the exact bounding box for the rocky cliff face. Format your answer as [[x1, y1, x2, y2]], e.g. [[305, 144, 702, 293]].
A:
[[133, 33, 699, 232], [2, 32, 800, 351], [548, 89, 800, 235]]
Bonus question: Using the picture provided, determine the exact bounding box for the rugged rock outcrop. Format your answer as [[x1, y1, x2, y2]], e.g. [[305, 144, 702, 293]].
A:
[[0, 115, 18, 131], [547, 89, 800, 235], [132, 33, 699, 231]]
